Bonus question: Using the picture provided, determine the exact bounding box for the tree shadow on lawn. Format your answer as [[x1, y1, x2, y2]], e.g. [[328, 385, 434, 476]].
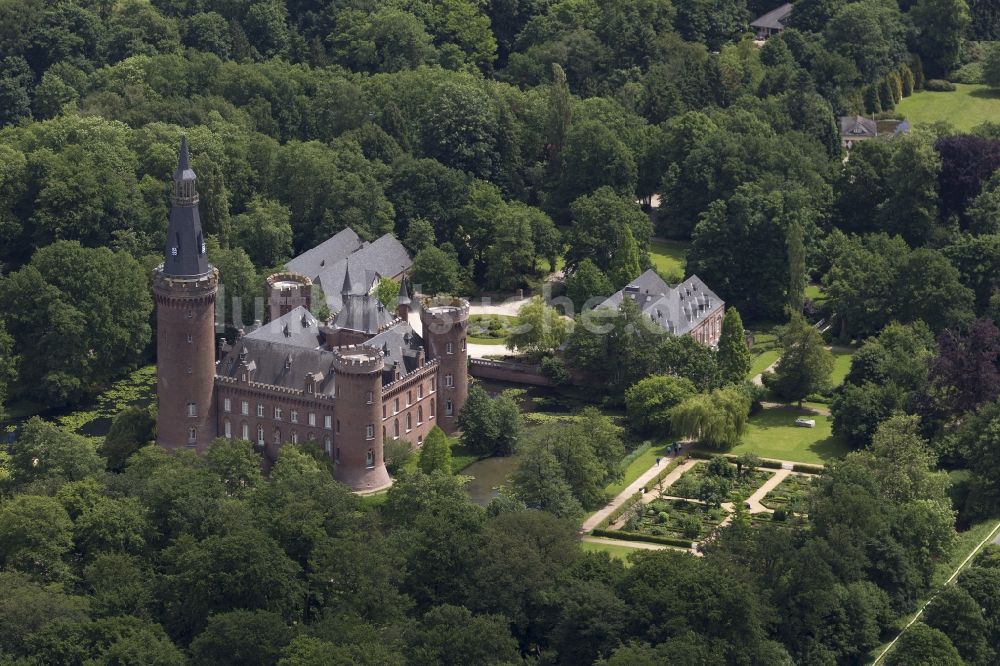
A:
[[744, 404, 849, 463], [968, 87, 1000, 100]]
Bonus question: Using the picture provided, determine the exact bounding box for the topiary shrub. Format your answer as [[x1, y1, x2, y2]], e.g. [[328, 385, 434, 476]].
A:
[[773, 508, 788, 522], [924, 79, 957, 92]]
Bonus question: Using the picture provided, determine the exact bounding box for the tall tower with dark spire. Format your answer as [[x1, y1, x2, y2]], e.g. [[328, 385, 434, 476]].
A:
[[152, 137, 219, 453]]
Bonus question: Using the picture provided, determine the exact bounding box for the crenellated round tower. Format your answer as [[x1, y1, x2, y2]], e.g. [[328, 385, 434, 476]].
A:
[[266, 272, 313, 322], [420, 296, 469, 434], [153, 136, 218, 453], [331, 345, 391, 491]]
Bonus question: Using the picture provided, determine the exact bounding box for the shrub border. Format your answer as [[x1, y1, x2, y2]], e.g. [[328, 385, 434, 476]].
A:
[[591, 528, 694, 549]]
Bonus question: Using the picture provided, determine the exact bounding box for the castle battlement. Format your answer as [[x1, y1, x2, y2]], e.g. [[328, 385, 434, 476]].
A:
[[381, 357, 439, 393], [332, 345, 385, 374], [216, 374, 336, 400], [420, 296, 470, 334], [152, 265, 219, 297]]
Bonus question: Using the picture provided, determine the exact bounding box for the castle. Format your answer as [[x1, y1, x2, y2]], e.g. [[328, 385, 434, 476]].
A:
[[153, 139, 469, 492]]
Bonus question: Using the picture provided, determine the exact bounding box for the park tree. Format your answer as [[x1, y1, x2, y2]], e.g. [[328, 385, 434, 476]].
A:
[[608, 226, 642, 289], [985, 43, 1000, 88], [878, 136, 942, 246], [930, 319, 1000, 417], [923, 585, 994, 665], [507, 296, 569, 355], [207, 238, 260, 331], [787, 219, 806, 314], [566, 259, 614, 311], [404, 218, 436, 253], [556, 119, 637, 212], [101, 406, 156, 472], [0, 495, 74, 582], [410, 246, 461, 295], [8, 417, 103, 491], [0, 318, 15, 421], [511, 441, 584, 519], [669, 386, 751, 448], [232, 195, 293, 268], [190, 610, 291, 666], [889, 249, 975, 332], [886, 623, 963, 666], [717, 307, 752, 384], [935, 135, 1000, 224], [765, 313, 834, 405], [456, 386, 522, 457], [491, 391, 522, 457], [0, 242, 152, 406], [625, 375, 698, 434], [910, 0, 970, 78], [564, 187, 652, 273], [418, 426, 452, 475], [406, 604, 520, 666]]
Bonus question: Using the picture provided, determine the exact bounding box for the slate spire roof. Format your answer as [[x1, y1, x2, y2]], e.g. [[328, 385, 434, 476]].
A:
[[163, 136, 211, 278], [397, 276, 411, 307], [342, 259, 354, 296]]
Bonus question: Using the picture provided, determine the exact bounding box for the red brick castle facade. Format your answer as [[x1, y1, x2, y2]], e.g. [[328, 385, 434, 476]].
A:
[[154, 139, 469, 492]]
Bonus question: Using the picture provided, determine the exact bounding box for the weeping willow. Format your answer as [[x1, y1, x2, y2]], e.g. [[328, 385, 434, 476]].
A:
[[669, 387, 751, 448]]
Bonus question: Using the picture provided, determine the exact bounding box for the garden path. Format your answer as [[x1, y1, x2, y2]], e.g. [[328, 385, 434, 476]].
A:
[[744, 468, 791, 513], [580, 458, 699, 533]]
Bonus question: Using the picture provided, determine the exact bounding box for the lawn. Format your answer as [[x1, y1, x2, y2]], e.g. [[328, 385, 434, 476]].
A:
[[580, 540, 642, 562], [605, 441, 675, 496], [749, 350, 780, 378], [728, 405, 850, 464], [649, 239, 688, 278], [829, 346, 855, 386], [805, 283, 827, 303], [895, 83, 1000, 132]]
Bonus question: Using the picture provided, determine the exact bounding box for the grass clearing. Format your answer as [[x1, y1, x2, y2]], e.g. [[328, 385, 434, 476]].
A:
[[580, 540, 641, 562], [805, 283, 827, 303], [605, 441, 675, 496], [895, 83, 1000, 132], [728, 404, 850, 464], [829, 347, 855, 386], [649, 239, 688, 277], [749, 350, 780, 378]]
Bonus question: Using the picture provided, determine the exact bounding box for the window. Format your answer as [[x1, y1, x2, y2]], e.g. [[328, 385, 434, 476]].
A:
[[394, 419, 399, 438], [242, 374, 247, 382], [241, 422, 249, 440], [394, 397, 399, 413], [241, 400, 249, 415], [445, 374, 454, 387], [417, 406, 423, 425], [186, 366, 193, 375], [274, 407, 282, 420], [307, 432, 315, 441], [446, 399, 453, 416], [406, 391, 412, 406], [187, 334, 193, 343], [430, 398, 436, 417], [365, 424, 374, 440], [291, 431, 298, 444], [186, 402, 197, 417], [366, 449, 374, 468], [223, 398, 231, 413], [273, 429, 281, 445], [257, 425, 265, 446], [406, 413, 412, 431], [224, 419, 231, 438], [188, 428, 197, 445], [335, 447, 340, 463], [431, 377, 436, 392], [336, 419, 341, 434], [446, 342, 453, 354], [290, 410, 298, 424], [257, 404, 265, 417], [186, 310, 193, 319], [308, 412, 316, 426], [382, 405, 386, 419], [366, 390, 373, 404], [324, 435, 332, 454], [324, 415, 332, 430], [461, 339, 466, 351], [418, 384, 423, 399]]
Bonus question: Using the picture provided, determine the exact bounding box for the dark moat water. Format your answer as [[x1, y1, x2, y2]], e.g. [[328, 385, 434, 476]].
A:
[[463, 454, 521, 505]]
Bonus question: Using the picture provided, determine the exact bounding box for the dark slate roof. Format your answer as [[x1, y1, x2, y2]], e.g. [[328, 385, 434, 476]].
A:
[[839, 116, 878, 138], [397, 276, 411, 306], [598, 270, 724, 336], [367, 322, 425, 382], [244, 306, 323, 349], [316, 234, 412, 313], [751, 3, 792, 29], [331, 294, 395, 334], [286, 228, 363, 280], [163, 137, 211, 278], [217, 337, 338, 396]]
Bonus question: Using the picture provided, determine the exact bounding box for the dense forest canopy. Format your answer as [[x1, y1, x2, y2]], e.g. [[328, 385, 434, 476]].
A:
[[3, 0, 1000, 664]]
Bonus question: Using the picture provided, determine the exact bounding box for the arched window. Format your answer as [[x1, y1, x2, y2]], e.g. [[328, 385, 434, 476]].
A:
[[241, 422, 249, 440], [188, 428, 196, 444], [417, 406, 423, 424], [446, 399, 453, 416], [291, 431, 298, 444], [273, 428, 281, 445], [430, 398, 436, 417], [257, 425, 264, 446], [323, 435, 332, 454], [224, 419, 231, 439], [406, 413, 412, 431], [394, 419, 399, 438], [366, 449, 374, 467]]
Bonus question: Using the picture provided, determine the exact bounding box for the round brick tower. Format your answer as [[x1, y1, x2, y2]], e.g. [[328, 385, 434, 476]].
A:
[[266, 271, 312, 322], [331, 345, 391, 492], [420, 297, 469, 434], [153, 137, 219, 453]]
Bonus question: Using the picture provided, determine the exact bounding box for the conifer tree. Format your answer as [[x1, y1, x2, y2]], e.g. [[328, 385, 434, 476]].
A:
[[418, 427, 452, 475], [717, 307, 752, 383], [787, 219, 806, 315], [609, 226, 641, 289]]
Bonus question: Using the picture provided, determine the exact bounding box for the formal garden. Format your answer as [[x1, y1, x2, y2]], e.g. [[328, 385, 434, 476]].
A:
[[467, 314, 515, 345], [761, 473, 818, 515], [667, 457, 774, 505], [622, 497, 728, 541]]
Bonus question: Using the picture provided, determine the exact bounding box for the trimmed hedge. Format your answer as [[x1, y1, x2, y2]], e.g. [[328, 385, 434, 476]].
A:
[[924, 79, 956, 91], [591, 528, 694, 549], [792, 463, 825, 474], [686, 451, 784, 470]]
